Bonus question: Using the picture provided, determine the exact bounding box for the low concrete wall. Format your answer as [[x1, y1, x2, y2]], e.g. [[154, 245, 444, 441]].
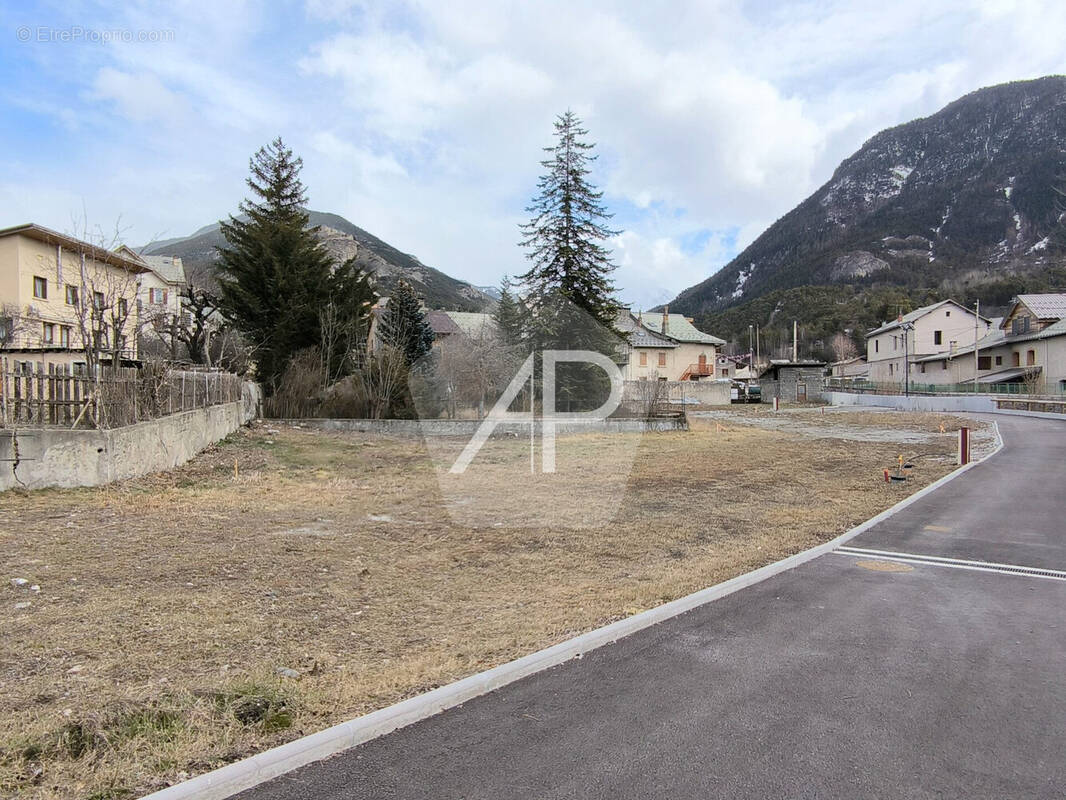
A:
[[1, 383, 261, 491], [273, 416, 688, 436], [823, 391, 997, 413]]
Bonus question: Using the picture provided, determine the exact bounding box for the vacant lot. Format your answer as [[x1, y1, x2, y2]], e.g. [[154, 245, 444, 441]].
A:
[[0, 411, 985, 798]]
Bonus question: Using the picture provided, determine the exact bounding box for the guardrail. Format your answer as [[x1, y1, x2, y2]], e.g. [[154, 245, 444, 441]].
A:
[[826, 379, 1066, 399]]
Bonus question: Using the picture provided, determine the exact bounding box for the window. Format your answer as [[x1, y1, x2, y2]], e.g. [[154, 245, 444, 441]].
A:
[[59, 326, 71, 347], [934, 331, 943, 345], [639, 352, 647, 366], [149, 288, 168, 305], [889, 363, 894, 375], [920, 363, 927, 374], [945, 311, 951, 317], [118, 298, 128, 317], [978, 356, 991, 370], [942, 361, 948, 370], [1012, 317, 1031, 335], [1026, 349, 1036, 366], [93, 291, 105, 310], [33, 276, 47, 299], [42, 322, 55, 344], [874, 340, 879, 353], [65, 285, 79, 305], [1012, 352, 1020, 367], [893, 336, 898, 351], [995, 355, 1003, 366], [657, 351, 666, 367]]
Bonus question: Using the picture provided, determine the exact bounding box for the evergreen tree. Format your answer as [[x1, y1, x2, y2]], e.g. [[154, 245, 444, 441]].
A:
[[380, 280, 435, 366], [518, 112, 623, 410], [321, 257, 377, 382], [493, 275, 524, 345], [518, 111, 620, 330], [216, 138, 338, 393]]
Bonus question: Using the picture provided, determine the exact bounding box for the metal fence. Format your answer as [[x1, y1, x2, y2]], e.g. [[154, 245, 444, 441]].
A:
[[0, 359, 243, 429], [826, 378, 1066, 399]]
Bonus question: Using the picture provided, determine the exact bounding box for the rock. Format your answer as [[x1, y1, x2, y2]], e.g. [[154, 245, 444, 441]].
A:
[[14, 601, 31, 610], [367, 514, 392, 523], [275, 667, 301, 679], [10, 578, 29, 588], [29, 585, 40, 593]]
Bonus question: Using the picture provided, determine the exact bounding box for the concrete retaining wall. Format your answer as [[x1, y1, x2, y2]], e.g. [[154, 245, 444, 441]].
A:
[[273, 416, 688, 436], [1, 382, 261, 491], [823, 391, 997, 413]]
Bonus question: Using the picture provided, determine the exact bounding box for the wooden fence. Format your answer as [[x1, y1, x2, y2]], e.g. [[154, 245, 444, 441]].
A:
[[0, 359, 243, 429]]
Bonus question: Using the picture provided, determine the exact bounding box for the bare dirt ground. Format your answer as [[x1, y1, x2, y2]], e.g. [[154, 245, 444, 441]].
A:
[[0, 411, 988, 799], [694, 405, 998, 454]]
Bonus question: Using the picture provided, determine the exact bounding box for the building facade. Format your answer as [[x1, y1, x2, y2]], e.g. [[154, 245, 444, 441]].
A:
[[0, 224, 147, 371], [865, 300, 992, 386], [619, 309, 725, 382]]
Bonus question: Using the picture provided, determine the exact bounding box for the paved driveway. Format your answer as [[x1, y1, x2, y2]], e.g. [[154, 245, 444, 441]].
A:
[[235, 415, 1066, 800]]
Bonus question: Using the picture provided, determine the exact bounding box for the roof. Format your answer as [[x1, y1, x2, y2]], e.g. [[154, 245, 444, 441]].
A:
[[444, 311, 497, 338], [1013, 293, 1066, 321], [425, 310, 461, 336], [865, 299, 988, 338], [0, 223, 151, 273], [634, 312, 725, 345], [142, 255, 186, 285], [615, 310, 678, 348], [963, 366, 1040, 384]]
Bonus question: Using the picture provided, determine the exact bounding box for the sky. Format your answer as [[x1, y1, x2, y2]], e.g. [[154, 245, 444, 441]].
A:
[[2, 1, 1066, 309]]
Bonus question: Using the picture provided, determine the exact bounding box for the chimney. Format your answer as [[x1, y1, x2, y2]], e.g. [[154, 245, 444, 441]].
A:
[[662, 306, 670, 335]]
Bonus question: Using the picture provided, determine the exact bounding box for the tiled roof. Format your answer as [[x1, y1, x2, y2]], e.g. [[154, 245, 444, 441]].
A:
[[1015, 293, 1066, 320], [635, 312, 725, 345]]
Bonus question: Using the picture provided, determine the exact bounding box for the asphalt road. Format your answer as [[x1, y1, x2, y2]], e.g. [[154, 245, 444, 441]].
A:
[[235, 414, 1066, 800]]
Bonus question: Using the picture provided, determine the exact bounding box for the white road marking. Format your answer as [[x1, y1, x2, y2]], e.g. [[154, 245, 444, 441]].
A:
[[834, 546, 1066, 582]]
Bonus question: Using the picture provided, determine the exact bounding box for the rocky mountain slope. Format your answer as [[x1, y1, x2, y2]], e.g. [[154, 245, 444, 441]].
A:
[[667, 76, 1066, 352], [143, 210, 491, 311]]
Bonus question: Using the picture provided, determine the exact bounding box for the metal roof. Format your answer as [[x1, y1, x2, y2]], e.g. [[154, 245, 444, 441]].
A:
[[634, 312, 725, 345], [963, 366, 1040, 384], [1014, 294, 1066, 320], [142, 255, 187, 285], [444, 311, 497, 337]]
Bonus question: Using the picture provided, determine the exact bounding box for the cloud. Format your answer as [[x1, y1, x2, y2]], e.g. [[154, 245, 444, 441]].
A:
[[5, 0, 1066, 304]]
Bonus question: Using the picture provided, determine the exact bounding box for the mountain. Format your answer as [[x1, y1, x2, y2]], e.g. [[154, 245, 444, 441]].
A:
[[666, 76, 1066, 356], [142, 210, 491, 311]]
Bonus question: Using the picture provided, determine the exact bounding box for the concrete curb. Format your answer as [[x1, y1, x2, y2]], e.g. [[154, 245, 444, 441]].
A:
[[141, 422, 1005, 800]]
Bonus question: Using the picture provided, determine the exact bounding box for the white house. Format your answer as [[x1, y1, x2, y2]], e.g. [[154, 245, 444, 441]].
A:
[[865, 300, 992, 386]]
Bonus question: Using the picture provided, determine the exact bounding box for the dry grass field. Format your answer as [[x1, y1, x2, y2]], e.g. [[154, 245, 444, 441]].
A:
[[0, 411, 985, 799]]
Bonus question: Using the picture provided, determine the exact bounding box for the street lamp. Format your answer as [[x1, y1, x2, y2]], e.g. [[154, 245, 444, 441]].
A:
[[901, 322, 915, 396]]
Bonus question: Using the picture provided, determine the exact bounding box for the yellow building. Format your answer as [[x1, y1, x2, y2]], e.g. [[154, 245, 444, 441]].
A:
[[0, 223, 148, 371]]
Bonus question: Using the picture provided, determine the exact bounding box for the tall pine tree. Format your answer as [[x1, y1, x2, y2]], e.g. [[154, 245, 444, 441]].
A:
[[216, 138, 357, 393], [380, 280, 435, 366], [493, 275, 524, 345], [518, 112, 623, 410], [518, 111, 620, 331]]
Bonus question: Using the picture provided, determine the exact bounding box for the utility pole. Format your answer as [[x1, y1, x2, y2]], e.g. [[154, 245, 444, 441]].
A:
[[973, 299, 980, 394], [792, 320, 798, 362], [748, 325, 754, 374], [756, 324, 760, 366]]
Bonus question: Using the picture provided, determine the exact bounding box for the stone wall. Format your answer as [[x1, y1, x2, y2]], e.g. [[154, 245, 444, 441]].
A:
[[272, 416, 688, 436], [1, 382, 261, 492]]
